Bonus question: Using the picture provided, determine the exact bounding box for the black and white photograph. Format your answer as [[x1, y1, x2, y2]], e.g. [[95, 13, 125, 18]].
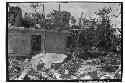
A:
[[6, 1, 122, 82]]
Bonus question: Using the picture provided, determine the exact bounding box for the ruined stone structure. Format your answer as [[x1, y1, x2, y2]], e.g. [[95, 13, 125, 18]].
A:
[[8, 27, 70, 56], [8, 6, 71, 56], [50, 10, 71, 29]]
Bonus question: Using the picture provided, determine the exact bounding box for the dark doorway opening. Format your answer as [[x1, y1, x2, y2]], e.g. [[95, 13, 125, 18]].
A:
[[31, 35, 41, 54]]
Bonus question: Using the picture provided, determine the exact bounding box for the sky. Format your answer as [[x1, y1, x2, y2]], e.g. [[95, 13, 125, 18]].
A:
[[9, 2, 120, 19]]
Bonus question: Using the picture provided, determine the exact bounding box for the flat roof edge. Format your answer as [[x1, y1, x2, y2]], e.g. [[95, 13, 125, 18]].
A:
[[8, 26, 70, 33]]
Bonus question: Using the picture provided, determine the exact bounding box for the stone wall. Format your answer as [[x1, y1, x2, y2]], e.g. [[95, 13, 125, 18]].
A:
[[45, 32, 67, 54], [8, 28, 31, 55], [8, 27, 69, 56]]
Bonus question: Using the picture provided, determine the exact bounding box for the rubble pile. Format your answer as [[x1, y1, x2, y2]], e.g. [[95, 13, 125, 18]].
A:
[[8, 51, 121, 80]]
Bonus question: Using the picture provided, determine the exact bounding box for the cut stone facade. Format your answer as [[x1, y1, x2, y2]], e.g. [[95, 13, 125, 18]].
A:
[[8, 27, 70, 56]]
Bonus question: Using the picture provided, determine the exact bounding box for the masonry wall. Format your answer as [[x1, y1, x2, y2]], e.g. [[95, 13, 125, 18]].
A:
[[8, 28, 69, 56], [8, 29, 31, 55], [45, 32, 67, 54]]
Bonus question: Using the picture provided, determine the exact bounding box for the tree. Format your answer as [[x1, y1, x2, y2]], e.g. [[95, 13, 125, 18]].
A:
[[8, 6, 22, 26], [94, 6, 121, 53], [69, 16, 77, 28]]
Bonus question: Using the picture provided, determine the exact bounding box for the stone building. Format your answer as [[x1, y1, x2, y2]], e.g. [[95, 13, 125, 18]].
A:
[[49, 10, 71, 29], [8, 27, 70, 56], [8, 6, 71, 56]]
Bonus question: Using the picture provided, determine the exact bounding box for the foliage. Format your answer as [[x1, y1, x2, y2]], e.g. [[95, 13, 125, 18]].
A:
[[67, 6, 121, 54], [8, 6, 22, 26]]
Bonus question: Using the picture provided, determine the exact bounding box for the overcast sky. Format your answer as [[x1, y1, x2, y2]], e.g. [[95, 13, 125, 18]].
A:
[[9, 2, 120, 19]]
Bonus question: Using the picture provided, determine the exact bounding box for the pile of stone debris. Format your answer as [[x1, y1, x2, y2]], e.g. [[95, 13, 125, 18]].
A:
[[8, 52, 121, 80]]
